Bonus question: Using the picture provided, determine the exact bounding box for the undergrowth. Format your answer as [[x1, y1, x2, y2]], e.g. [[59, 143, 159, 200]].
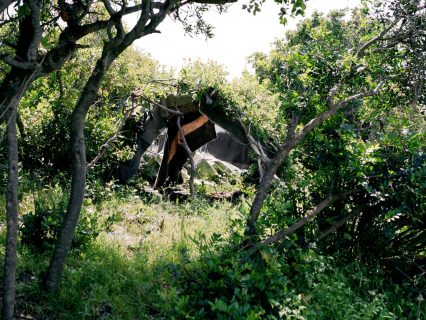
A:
[[0, 183, 424, 319]]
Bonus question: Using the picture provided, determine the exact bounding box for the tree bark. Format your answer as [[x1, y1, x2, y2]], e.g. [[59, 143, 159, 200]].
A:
[[246, 141, 294, 235], [1, 105, 19, 320], [0, 75, 32, 319], [44, 48, 116, 293]]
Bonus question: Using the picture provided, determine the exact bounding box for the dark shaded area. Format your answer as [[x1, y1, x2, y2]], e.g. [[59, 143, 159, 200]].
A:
[[154, 112, 216, 189]]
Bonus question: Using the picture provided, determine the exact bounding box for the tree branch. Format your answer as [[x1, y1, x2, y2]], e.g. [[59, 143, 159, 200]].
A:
[[177, 115, 195, 199], [87, 99, 136, 170], [26, 0, 42, 63], [313, 204, 366, 244], [239, 119, 269, 164], [357, 18, 401, 58], [294, 80, 385, 144], [0, 54, 39, 70], [259, 190, 355, 247], [102, 0, 116, 15], [139, 96, 184, 115]]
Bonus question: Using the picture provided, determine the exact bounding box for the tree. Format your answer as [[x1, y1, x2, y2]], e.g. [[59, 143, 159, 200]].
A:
[[0, 1, 165, 315], [242, 1, 425, 244], [42, 0, 256, 293]]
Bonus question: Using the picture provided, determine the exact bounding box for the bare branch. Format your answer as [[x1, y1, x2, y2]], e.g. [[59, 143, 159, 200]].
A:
[[177, 116, 196, 199], [259, 190, 355, 247], [139, 96, 184, 115], [313, 205, 366, 244]]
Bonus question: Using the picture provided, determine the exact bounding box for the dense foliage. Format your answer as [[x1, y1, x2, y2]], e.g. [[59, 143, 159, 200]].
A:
[[0, 0, 424, 318], [248, 8, 425, 280]]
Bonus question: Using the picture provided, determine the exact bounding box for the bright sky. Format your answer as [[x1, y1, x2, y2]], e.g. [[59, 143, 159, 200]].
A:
[[130, 0, 360, 79]]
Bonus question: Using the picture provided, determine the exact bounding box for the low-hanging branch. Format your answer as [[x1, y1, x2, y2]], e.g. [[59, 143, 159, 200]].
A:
[[140, 96, 184, 116]]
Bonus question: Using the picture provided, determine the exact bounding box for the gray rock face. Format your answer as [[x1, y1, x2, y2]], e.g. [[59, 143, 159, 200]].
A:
[[148, 125, 251, 173], [198, 126, 250, 169]]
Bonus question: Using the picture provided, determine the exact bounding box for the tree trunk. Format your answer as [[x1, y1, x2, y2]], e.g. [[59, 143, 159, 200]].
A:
[[1, 67, 34, 320], [43, 104, 89, 292], [1, 106, 19, 320], [44, 50, 115, 293], [246, 143, 293, 235]]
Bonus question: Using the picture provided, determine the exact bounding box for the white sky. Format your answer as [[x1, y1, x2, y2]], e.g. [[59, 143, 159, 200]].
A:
[[130, 0, 360, 79]]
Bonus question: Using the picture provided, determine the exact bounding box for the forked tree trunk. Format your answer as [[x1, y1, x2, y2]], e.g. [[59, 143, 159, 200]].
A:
[[246, 143, 294, 235], [2, 105, 19, 320]]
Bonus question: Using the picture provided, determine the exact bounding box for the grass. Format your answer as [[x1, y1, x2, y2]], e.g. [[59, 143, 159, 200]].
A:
[[2, 191, 243, 319], [0, 184, 424, 319]]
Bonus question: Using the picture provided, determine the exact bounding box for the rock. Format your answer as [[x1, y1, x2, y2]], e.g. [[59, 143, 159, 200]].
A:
[[181, 167, 190, 182], [212, 160, 241, 177], [196, 159, 218, 180]]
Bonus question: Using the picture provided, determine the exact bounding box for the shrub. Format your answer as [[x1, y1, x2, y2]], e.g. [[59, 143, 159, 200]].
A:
[[20, 184, 102, 252]]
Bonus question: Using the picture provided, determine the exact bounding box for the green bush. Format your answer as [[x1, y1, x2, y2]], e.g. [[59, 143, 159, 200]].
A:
[[152, 230, 424, 319], [20, 184, 102, 252]]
